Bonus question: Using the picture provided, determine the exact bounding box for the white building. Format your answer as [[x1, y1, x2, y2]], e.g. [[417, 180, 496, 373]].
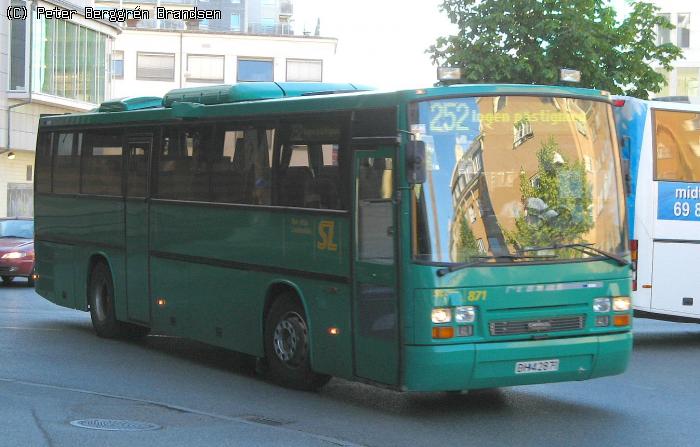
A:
[[1, 0, 119, 217], [651, 0, 700, 98], [110, 29, 337, 99], [98, 0, 337, 98]]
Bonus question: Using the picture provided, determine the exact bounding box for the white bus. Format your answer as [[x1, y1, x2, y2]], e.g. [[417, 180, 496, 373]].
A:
[[614, 97, 700, 323]]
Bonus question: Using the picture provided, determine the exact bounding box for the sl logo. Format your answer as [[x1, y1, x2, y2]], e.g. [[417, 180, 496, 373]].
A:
[[317, 220, 338, 251]]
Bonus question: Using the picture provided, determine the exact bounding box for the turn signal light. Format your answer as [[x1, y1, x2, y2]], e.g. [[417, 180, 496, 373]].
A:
[[614, 314, 631, 326], [432, 327, 454, 339], [630, 239, 638, 291]]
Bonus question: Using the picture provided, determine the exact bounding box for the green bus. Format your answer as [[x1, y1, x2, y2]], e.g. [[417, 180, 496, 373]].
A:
[[34, 82, 633, 391]]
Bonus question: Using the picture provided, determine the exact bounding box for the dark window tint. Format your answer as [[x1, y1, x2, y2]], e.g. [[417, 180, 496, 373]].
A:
[[157, 126, 212, 201], [81, 131, 123, 195], [276, 119, 345, 209], [352, 109, 397, 138], [52, 132, 81, 194], [35, 132, 53, 193], [211, 127, 273, 204], [127, 140, 151, 197]]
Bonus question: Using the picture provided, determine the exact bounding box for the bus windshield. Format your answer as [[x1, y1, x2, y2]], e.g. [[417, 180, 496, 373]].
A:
[[410, 95, 626, 264]]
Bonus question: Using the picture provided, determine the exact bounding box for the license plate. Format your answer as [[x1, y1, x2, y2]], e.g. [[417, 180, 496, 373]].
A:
[[515, 359, 560, 374]]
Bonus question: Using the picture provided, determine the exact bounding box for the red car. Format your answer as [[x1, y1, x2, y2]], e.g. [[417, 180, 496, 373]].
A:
[[0, 217, 35, 286]]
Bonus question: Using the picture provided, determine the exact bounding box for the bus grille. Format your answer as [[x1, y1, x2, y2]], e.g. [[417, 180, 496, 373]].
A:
[[489, 315, 585, 336]]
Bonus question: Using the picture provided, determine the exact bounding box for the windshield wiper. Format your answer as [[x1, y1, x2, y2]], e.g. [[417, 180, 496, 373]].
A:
[[517, 243, 630, 266], [436, 254, 556, 277]]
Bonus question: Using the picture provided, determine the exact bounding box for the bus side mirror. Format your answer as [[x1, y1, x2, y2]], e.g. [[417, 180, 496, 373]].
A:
[[406, 140, 426, 184]]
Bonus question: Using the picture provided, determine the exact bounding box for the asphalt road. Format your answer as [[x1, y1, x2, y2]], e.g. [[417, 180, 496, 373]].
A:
[[1, 280, 699, 447]]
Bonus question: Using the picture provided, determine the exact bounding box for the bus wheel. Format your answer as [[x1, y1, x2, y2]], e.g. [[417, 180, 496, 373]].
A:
[[88, 262, 122, 338], [1, 276, 13, 285], [264, 294, 330, 391], [26, 269, 35, 287]]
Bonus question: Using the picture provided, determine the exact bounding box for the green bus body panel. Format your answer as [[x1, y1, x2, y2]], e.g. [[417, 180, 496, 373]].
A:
[[35, 195, 126, 316], [148, 202, 352, 376], [403, 332, 632, 391]]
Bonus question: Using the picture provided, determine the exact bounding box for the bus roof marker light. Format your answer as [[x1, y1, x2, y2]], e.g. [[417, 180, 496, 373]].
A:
[[560, 68, 581, 83]]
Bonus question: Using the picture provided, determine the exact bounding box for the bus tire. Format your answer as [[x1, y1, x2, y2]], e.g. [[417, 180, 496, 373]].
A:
[[88, 262, 124, 339], [26, 269, 35, 287], [1, 276, 13, 285], [264, 293, 330, 391]]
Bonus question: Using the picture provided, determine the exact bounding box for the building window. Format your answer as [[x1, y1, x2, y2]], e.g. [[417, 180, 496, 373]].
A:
[[31, 18, 109, 104], [657, 13, 671, 45], [286, 59, 322, 81], [678, 13, 690, 48], [230, 13, 241, 31], [468, 205, 477, 223], [112, 50, 124, 79], [186, 54, 224, 82], [9, 0, 27, 91], [237, 58, 274, 82], [136, 52, 176, 81], [677, 67, 699, 97], [476, 238, 485, 254], [513, 119, 533, 148]]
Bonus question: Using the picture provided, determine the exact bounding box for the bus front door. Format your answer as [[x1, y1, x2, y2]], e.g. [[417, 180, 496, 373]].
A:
[[352, 148, 399, 386], [124, 136, 152, 324]]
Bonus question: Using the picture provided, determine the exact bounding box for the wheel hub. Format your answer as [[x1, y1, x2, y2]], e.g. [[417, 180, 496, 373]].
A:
[[273, 313, 306, 366]]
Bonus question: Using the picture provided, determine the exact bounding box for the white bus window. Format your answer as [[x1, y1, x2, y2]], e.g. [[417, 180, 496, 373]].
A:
[[654, 110, 700, 182]]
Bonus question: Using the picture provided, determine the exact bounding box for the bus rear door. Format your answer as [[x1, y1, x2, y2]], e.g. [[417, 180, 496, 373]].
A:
[[125, 134, 153, 324]]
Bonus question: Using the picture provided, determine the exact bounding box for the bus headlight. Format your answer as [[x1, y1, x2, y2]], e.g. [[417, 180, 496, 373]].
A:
[[613, 296, 631, 312], [593, 298, 611, 313], [454, 306, 476, 323], [1, 252, 25, 259], [431, 308, 452, 324]]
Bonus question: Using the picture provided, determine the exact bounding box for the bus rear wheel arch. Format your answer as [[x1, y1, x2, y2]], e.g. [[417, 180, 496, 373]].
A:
[[87, 259, 149, 340], [263, 291, 330, 391]]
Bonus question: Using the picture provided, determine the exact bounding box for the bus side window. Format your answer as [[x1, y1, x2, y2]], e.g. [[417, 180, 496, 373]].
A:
[[35, 132, 53, 194], [276, 119, 344, 210], [52, 132, 81, 194], [81, 130, 124, 196], [211, 126, 272, 205], [157, 126, 211, 201]]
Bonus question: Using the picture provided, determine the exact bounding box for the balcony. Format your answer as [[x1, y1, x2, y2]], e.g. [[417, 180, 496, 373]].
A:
[[123, 19, 294, 36], [247, 21, 293, 36]]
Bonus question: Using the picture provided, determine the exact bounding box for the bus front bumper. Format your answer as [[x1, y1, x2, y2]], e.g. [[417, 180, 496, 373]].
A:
[[403, 332, 632, 392]]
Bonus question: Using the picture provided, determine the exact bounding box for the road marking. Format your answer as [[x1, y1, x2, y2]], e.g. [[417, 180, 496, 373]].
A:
[[0, 326, 64, 331], [0, 377, 365, 447]]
